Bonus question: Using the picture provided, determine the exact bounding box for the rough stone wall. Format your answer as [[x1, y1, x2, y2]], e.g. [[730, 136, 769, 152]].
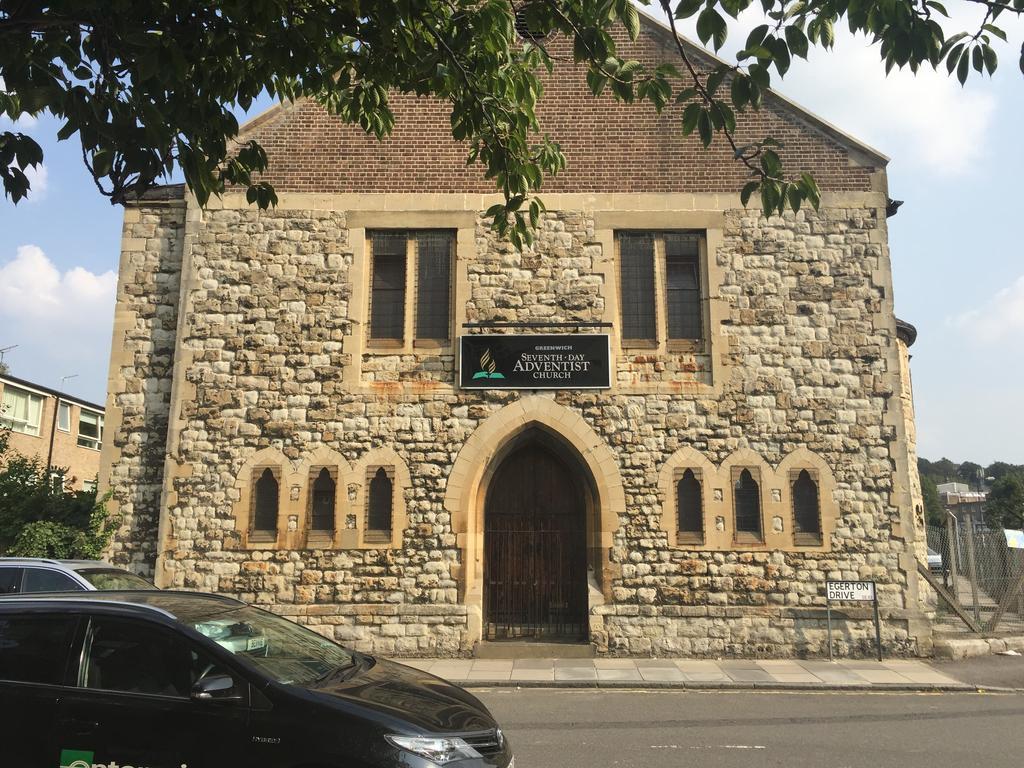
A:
[[107, 195, 929, 658], [101, 199, 185, 576]]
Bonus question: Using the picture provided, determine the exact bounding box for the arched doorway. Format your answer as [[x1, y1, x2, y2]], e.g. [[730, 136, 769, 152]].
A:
[[483, 433, 588, 642]]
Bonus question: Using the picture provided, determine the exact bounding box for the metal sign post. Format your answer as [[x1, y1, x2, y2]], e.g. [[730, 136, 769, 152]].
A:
[[825, 581, 881, 661]]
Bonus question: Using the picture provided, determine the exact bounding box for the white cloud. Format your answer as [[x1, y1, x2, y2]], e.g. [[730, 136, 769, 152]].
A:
[[949, 274, 1024, 343], [0, 245, 117, 394], [0, 245, 115, 317]]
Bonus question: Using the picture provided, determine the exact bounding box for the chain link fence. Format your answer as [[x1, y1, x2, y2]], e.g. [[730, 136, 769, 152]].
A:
[[925, 523, 1024, 634]]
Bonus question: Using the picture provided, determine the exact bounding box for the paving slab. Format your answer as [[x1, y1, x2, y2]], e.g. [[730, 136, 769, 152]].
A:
[[554, 667, 598, 681], [723, 668, 775, 682], [596, 668, 643, 681], [638, 666, 686, 682]]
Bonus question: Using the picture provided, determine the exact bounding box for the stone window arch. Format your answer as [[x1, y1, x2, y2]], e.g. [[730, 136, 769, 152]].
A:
[[792, 469, 822, 544], [777, 449, 838, 552], [733, 468, 763, 543], [676, 469, 704, 543], [251, 467, 280, 538], [309, 467, 336, 534], [365, 467, 394, 543]]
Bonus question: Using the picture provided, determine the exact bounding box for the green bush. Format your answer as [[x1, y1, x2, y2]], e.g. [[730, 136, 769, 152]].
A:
[[0, 428, 118, 558]]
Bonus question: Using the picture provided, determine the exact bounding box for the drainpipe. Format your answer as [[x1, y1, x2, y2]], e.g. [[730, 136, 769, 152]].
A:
[[45, 394, 60, 482]]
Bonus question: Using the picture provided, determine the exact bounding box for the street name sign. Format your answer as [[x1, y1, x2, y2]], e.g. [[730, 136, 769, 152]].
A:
[[826, 581, 876, 601], [824, 580, 882, 661]]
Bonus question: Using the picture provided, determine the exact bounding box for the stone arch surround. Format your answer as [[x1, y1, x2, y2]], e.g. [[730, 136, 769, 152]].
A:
[[444, 396, 626, 647]]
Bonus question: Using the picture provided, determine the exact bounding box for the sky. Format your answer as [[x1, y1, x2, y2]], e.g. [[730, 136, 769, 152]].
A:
[[1, 6, 1022, 465]]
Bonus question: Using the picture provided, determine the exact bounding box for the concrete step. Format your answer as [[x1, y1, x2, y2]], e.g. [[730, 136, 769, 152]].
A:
[[474, 641, 595, 659]]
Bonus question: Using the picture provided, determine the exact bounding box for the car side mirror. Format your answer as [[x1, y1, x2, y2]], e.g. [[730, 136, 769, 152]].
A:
[[191, 674, 243, 703]]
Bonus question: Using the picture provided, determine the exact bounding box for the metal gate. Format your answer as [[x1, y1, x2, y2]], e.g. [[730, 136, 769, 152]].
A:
[[483, 440, 588, 641]]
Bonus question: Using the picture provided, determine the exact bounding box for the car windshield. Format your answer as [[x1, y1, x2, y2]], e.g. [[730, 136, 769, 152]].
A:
[[182, 604, 354, 686], [76, 568, 155, 590]]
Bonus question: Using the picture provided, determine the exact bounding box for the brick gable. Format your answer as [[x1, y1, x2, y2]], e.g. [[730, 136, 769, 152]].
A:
[[241, 17, 881, 196]]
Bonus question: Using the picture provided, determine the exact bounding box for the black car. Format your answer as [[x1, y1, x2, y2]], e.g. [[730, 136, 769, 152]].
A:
[[0, 591, 512, 768]]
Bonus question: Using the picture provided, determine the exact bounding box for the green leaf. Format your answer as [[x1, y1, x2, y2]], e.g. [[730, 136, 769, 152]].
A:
[[983, 45, 998, 75], [681, 103, 703, 135], [957, 47, 970, 84], [706, 67, 728, 97], [674, 0, 703, 19], [983, 24, 1007, 42], [697, 110, 714, 147], [785, 26, 809, 59], [745, 24, 770, 50], [696, 8, 728, 51], [674, 87, 698, 104], [972, 45, 984, 73], [622, 2, 641, 40], [740, 180, 759, 207]]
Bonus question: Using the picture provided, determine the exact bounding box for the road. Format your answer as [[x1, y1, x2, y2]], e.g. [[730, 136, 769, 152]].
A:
[[476, 689, 1024, 768]]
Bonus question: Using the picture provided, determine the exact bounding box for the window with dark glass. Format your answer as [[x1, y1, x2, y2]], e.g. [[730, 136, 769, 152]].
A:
[[0, 567, 22, 594], [676, 469, 704, 540], [619, 232, 657, 341], [734, 469, 762, 540], [310, 468, 336, 533], [369, 231, 408, 341], [792, 469, 822, 541], [665, 233, 702, 340], [22, 568, 81, 593], [415, 231, 453, 340], [369, 230, 454, 343], [82, 618, 228, 698], [0, 613, 78, 684], [366, 467, 393, 541], [252, 468, 279, 534]]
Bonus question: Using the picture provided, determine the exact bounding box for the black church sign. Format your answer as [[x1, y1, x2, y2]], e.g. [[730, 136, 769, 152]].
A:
[[459, 334, 611, 390]]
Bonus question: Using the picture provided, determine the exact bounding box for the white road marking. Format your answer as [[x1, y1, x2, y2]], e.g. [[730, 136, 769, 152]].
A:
[[650, 744, 767, 750]]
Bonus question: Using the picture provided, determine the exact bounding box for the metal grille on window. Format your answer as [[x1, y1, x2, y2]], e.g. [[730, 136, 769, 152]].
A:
[[366, 467, 393, 541], [253, 468, 279, 533], [665, 233, 702, 340], [734, 469, 762, 537], [310, 468, 336, 533], [369, 232, 407, 341], [677, 469, 703, 535], [793, 469, 821, 535], [619, 233, 657, 341], [415, 231, 453, 340]]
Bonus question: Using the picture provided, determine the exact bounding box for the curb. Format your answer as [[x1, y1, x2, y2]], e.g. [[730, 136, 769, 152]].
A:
[[455, 680, 984, 693]]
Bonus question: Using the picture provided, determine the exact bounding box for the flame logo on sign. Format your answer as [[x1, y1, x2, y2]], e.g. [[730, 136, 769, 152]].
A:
[[472, 349, 505, 379]]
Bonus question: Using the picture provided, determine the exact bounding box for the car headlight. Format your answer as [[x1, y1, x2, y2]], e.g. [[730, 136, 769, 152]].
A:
[[385, 735, 482, 764]]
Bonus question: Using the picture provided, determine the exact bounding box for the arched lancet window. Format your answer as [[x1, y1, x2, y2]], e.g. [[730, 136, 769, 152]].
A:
[[252, 468, 279, 534], [734, 468, 762, 540], [676, 469, 704, 539], [366, 467, 393, 541], [793, 469, 821, 540], [310, 468, 336, 533]]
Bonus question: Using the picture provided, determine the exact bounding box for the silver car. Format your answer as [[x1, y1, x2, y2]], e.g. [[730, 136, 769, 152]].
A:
[[0, 557, 155, 594]]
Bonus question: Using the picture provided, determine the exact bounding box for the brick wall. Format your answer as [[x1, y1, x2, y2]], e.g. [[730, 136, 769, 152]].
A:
[[244, 23, 877, 196]]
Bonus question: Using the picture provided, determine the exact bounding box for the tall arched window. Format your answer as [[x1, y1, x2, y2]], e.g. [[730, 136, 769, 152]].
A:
[[792, 469, 821, 542], [366, 467, 393, 542], [676, 469, 704, 542], [252, 468, 279, 534], [310, 468, 336, 533], [734, 468, 762, 541]]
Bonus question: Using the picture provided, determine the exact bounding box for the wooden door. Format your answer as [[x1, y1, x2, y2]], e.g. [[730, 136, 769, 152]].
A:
[[484, 441, 587, 641]]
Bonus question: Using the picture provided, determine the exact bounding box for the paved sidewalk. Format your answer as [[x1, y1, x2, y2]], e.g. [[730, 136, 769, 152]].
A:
[[394, 657, 970, 690]]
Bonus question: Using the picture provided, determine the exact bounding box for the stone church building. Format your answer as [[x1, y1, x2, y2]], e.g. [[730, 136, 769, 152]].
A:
[[99, 12, 933, 657]]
